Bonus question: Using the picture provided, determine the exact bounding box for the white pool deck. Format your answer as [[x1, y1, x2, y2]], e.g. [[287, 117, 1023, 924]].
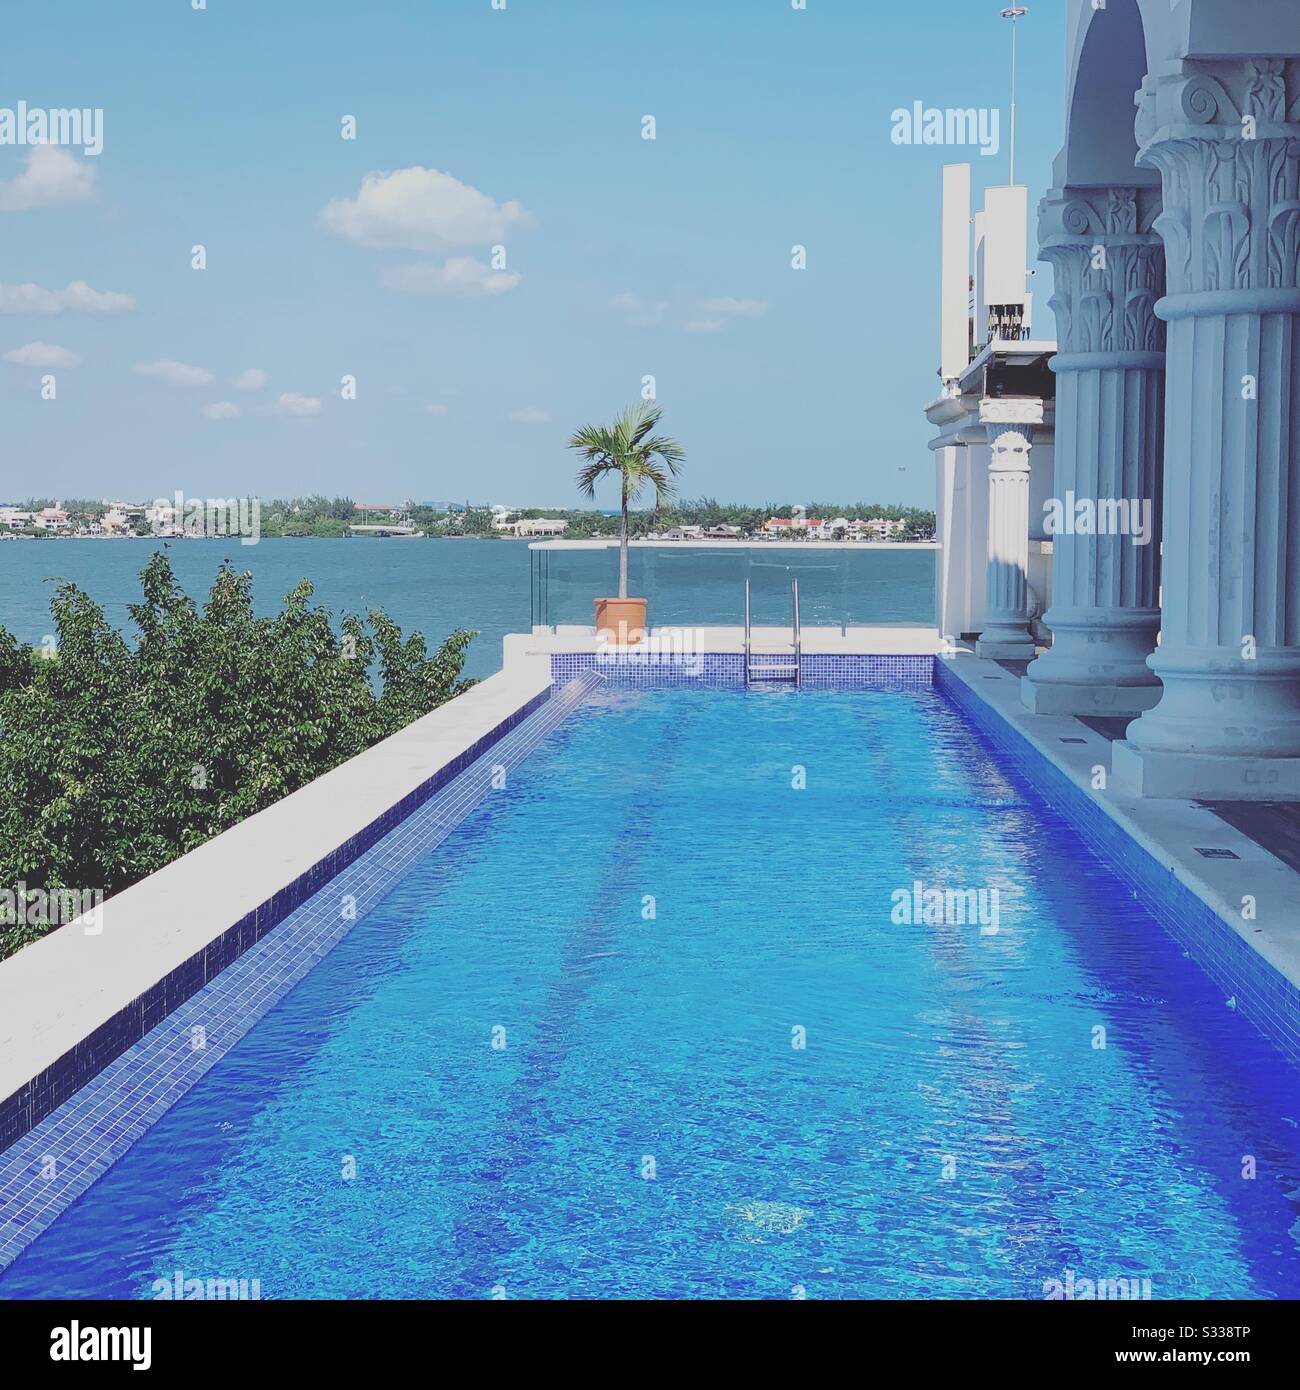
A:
[[2, 625, 1299, 1151], [940, 653, 1300, 1001], [0, 654, 552, 1118]]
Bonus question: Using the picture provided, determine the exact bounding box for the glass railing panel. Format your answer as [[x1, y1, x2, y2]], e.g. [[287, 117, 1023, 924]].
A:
[[530, 543, 935, 631]]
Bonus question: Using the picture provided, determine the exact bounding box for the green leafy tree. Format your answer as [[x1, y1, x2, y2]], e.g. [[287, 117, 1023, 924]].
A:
[[0, 627, 31, 696], [569, 403, 685, 597], [0, 552, 474, 958]]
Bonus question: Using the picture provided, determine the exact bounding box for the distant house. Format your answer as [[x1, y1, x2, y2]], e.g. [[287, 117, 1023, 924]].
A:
[[0, 507, 34, 529], [355, 502, 412, 523], [764, 516, 823, 536], [701, 524, 741, 539], [760, 514, 905, 542], [512, 518, 568, 537], [33, 508, 71, 532], [659, 525, 703, 541]]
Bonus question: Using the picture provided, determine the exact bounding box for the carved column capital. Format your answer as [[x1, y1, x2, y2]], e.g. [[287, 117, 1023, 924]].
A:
[[1038, 187, 1166, 356], [1136, 59, 1300, 297], [986, 429, 1033, 474], [979, 397, 1042, 452]]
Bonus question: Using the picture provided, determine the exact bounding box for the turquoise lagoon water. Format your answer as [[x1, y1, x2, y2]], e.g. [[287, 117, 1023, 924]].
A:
[[0, 539, 935, 681], [2, 686, 1298, 1300]]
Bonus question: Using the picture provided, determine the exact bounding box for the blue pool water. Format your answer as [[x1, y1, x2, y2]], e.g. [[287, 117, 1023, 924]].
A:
[[3, 686, 1299, 1300]]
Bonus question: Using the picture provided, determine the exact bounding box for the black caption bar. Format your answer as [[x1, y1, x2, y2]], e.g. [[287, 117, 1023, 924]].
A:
[[0, 1296, 1289, 1373]]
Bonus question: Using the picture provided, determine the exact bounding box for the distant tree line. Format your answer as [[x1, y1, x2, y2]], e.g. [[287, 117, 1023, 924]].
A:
[[431, 498, 936, 540], [260, 496, 357, 537], [7, 495, 936, 542]]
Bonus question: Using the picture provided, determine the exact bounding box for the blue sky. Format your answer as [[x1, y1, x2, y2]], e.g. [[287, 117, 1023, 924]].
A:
[[1, 0, 1067, 510]]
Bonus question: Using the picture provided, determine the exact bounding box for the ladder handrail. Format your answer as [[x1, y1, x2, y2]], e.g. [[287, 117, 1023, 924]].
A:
[[744, 577, 803, 687], [744, 578, 752, 685]]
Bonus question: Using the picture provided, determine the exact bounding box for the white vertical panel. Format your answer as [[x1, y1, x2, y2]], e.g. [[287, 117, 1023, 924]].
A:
[[983, 185, 1028, 309], [940, 164, 971, 382]]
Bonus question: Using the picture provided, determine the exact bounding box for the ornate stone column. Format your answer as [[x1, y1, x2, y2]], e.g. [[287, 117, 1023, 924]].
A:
[[1114, 59, 1300, 799], [975, 399, 1042, 660], [1021, 187, 1166, 714]]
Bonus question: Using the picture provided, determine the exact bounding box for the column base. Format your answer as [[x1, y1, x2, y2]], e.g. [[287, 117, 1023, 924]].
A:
[[976, 620, 1036, 661], [976, 636, 1037, 660], [1019, 677, 1163, 716], [1111, 740, 1300, 801]]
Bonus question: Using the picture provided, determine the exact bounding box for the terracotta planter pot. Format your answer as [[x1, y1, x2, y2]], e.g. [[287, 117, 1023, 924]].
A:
[[594, 596, 648, 646]]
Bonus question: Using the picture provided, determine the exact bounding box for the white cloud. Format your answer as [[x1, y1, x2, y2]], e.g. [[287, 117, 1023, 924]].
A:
[[232, 367, 267, 390], [277, 392, 322, 417], [509, 407, 551, 425], [320, 166, 532, 252], [0, 280, 134, 314], [0, 146, 96, 212], [610, 292, 670, 328], [134, 359, 214, 387], [201, 402, 240, 420], [425, 404, 449, 416], [382, 257, 521, 297], [4, 340, 80, 368], [701, 297, 768, 319], [615, 290, 769, 334]]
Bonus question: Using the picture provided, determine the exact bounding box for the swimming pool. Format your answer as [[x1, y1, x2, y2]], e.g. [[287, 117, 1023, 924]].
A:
[[2, 685, 1299, 1299]]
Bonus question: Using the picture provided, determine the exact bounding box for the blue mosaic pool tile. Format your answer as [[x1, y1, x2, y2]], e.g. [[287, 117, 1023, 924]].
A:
[[799, 654, 933, 688], [551, 652, 746, 686], [0, 674, 603, 1269], [550, 651, 933, 688], [935, 659, 1300, 1073]]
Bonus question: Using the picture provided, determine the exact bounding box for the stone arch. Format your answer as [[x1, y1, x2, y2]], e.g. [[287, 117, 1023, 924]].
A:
[[1058, 0, 1162, 189]]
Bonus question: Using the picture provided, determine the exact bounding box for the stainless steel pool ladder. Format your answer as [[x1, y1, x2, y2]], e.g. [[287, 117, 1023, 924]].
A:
[[744, 578, 802, 687]]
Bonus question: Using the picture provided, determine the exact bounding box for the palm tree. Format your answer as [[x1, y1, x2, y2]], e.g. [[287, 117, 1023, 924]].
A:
[[568, 403, 685, 599]]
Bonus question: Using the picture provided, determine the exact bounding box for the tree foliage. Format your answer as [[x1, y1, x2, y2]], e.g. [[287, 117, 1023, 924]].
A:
[[0, 552, 474, 957]]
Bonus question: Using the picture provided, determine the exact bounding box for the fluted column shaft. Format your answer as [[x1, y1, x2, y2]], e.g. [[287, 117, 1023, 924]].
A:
[[1022, 186, 1167, 714], [976, 399, 1042, 660], [1114, 59, 1300, 798]]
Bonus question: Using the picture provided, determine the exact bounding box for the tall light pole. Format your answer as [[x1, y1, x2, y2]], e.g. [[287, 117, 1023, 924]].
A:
[[1000, 6, 1029, 185]]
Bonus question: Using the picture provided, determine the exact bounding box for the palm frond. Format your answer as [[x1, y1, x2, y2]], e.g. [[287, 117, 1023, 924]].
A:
[[568, 403, 685, 510], [567, 424, 620, 459], [575, 459, 617, 498], [641, 435, 685, 472]]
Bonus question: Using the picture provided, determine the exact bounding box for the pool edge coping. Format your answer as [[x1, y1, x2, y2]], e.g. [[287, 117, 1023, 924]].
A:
[[0, 654, 555, 1154], [936, 653, 1300, 1069], [0, 669, 605, 1275]]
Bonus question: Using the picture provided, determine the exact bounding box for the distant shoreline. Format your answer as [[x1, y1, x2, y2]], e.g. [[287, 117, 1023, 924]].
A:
[[2, 533, 939, 548]]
